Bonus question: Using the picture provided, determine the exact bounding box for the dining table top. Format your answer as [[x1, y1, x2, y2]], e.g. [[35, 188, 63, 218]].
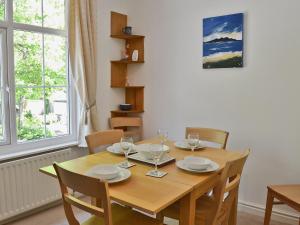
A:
[[39, 137, 244, 215]]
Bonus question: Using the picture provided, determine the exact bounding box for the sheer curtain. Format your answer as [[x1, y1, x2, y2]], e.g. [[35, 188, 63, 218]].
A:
[[68, 0, 99, 146]]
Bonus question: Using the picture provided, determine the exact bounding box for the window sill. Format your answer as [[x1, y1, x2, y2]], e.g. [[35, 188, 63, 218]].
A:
[[0, 141, 80, 163]]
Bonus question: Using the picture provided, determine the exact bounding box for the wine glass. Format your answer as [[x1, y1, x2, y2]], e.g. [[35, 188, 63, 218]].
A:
[[120, 137, 133, 167], [157, 129, 168, 146], [150, 144, 165, 176], [187, 133, 200, 152]]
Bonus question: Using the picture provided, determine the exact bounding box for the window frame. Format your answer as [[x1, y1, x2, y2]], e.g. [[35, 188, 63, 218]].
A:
[[0, 27, 11, 146], [0, 0, 78, 158]]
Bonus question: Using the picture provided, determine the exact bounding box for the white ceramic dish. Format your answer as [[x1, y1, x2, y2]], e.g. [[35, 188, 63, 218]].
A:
[[183, 156, 212, 170], [128, 152, 175, 166], [176, 159, 219, 173], [135, 144, 170, 160], [89, 165, 120, 180], [86, 167, 131, 183], [174, 139, 205, 150], [107, 143, 137, 155]]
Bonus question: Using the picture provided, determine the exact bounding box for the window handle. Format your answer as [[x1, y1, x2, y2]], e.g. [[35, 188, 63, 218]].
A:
[[5, 86, 9, 93]]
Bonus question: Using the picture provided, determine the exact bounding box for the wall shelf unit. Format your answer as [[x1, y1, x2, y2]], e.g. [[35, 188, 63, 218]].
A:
[[111, 60, 145, 64], [110, 11, 145, 122], [111, 110, 145, 118], [110, 34, 145, 40]]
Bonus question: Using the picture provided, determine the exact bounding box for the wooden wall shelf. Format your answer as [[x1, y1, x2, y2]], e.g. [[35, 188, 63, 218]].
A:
[[111, 60, 145, 64], [110, 11, 145, 120], [125, 86, 144, 110], [111, 110, 145, 114], [111, 85, 145, 89], [111, 34, 145, 40], [111, 11, 127, 36], [111, 110, 144, 118]]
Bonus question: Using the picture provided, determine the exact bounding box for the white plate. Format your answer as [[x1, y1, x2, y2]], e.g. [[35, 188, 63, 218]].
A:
[[90, 165, 120, 180], [176, 159, 219, 173], [128, 152, 175, 166], [184, 156, 212, 170], [174, 140, 205, 150], [135, 144, 170, 160], [107, 143, 137, 155], [134, 144, 170, 152], [85, 167, 131, 183]]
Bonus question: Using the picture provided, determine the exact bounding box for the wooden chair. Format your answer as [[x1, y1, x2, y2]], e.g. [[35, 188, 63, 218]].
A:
[[85, 130, 124, 154], [53, 163, 163, 225], [110, 117, 142, 142], [186, 127, 229, 149], [264, 185, 300, 225], [163, 149, 250, 225]]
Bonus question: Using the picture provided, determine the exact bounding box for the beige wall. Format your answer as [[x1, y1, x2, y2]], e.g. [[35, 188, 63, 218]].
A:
[[96, 0, 300, 221], [95, 0, 130, 130]]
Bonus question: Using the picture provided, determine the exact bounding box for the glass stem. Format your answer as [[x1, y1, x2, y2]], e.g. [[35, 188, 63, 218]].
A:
[[155, 161, 158, 173], [125, 153, 129, 165]]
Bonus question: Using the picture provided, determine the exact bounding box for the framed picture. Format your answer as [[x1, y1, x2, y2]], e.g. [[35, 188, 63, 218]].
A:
[[203, 13, 244, 69]]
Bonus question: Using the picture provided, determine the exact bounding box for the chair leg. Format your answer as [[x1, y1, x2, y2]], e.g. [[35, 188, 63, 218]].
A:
[[228, 194, 238, 225], [264, 190, 274, 225]]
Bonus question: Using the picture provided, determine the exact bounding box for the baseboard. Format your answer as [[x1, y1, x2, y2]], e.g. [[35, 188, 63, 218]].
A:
[[0, 192, 84, 225], [238, 200, 299, 225], [0, 200, 62, 225]]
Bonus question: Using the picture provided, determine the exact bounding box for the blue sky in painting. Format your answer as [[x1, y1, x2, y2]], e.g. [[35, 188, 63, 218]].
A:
[[203, 13, 243, 41]]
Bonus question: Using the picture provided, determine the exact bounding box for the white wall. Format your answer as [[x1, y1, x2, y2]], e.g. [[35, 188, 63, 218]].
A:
[[95, 0, 131, 129], [96, 0, 300, 220]]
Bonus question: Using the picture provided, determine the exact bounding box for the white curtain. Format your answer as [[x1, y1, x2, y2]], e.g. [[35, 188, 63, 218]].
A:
[[68, 0, 98, 147]]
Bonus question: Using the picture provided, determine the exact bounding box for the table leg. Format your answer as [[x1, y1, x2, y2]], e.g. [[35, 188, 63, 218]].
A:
[[264, 190, 274, 225], [179, 192, 196, 225], [228, 191, 239, 225], [228, 191, 238, 225]]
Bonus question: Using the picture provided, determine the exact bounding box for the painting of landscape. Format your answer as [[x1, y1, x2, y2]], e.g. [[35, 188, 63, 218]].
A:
[[203, 13, 244, 69]]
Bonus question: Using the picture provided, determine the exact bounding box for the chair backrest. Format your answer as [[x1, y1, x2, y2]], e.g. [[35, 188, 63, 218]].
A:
[[210, 149, 250, 225], [110, 117, 142, 141], [53, 163, 112, 225], [185, 127, 229, 149], [85, 129, 124, 154]]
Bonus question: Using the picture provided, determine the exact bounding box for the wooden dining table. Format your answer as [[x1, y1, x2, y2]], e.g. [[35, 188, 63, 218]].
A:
[[39, 138, 243, 225]]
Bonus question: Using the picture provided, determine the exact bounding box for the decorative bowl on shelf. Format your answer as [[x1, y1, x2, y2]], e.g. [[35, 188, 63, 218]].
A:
[[119, 104, 133, 111]]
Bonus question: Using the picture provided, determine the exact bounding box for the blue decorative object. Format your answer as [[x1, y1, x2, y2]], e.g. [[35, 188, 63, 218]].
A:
[[203, 13, 244, 69]]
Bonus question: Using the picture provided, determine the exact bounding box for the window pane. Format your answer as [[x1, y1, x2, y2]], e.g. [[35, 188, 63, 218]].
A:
[[44, 35, 67, 86], [14, 31, 43, 86], [0, 29, 6, 141], [0, 0, 5, 20], [16, 88, 45, 142], [45, 88, 68, 137], [13, 0, 42, 26], [0, 91, 3, 140], [43, 0, 65, 29]]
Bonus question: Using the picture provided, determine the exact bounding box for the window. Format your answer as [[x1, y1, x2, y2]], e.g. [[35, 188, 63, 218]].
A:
[[0, 1, 4, 21], [0, 28, 8, 144], [0, 0, 76, 156]]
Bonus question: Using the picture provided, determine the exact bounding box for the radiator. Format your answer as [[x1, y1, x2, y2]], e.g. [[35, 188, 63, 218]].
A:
[[0, 148, 86, 222]]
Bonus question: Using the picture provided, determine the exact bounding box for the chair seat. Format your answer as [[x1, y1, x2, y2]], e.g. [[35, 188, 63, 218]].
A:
[[83, 203, 161, 225], [268, 185, 300, 211], [163, 195, 218, 225]]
